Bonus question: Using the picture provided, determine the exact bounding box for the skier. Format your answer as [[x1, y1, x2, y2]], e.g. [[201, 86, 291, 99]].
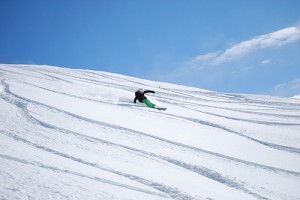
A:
[[134, 89, 166, 110]]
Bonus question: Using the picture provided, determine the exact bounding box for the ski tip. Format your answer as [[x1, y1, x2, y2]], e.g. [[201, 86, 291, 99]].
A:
[[156, 107, 167, 111]]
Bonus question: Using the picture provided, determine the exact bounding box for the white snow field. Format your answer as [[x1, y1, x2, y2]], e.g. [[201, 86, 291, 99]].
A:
[[0, 64, 300, 200], [293, 95, 300, 99]]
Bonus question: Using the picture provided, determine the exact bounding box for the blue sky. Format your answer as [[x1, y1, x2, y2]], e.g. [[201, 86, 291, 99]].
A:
[[1, 0, 300, 96]]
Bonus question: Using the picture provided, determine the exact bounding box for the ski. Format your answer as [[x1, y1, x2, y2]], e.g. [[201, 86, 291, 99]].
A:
[[155, 107, 167, 111]]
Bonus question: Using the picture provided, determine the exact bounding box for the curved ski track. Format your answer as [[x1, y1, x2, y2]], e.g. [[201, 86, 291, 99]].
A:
[[1, 64, 300, 200]]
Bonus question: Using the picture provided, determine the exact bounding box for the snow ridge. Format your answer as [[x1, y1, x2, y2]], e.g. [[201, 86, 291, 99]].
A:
[[1, 64, 300, 200]]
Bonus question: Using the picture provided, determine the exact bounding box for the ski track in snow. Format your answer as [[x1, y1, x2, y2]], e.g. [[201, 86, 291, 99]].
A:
[[0, 84, 193, 200], [11, 80, 300, 154], [0, 153, 168, 198], [1, 64, 300, 200], [5, 78, 299, 170]]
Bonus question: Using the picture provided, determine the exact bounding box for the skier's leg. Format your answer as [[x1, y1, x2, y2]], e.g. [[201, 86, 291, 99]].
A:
[[142, 99, 156, 108]]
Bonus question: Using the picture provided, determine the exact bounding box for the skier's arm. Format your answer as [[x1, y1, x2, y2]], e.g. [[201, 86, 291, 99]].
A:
[[144, 90, 155, 94], [134, 97, 137, 103]]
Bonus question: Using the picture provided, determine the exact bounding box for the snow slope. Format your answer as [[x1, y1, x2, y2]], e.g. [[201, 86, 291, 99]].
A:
[[1, 64, 300, 200], [293, 95, 300, 99]]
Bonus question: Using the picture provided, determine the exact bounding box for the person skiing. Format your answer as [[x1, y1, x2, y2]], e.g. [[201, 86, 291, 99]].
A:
[[134, 89, 156, 108], [134, 89, 167, 110]]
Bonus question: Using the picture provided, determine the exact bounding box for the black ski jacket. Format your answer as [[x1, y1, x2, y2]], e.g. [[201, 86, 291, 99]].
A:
[[134, 90, 155, 103]]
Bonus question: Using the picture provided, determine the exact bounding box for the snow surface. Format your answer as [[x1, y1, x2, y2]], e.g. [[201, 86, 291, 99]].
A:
[[0, 64, 300, 200], [293, 95, 300, 99]]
